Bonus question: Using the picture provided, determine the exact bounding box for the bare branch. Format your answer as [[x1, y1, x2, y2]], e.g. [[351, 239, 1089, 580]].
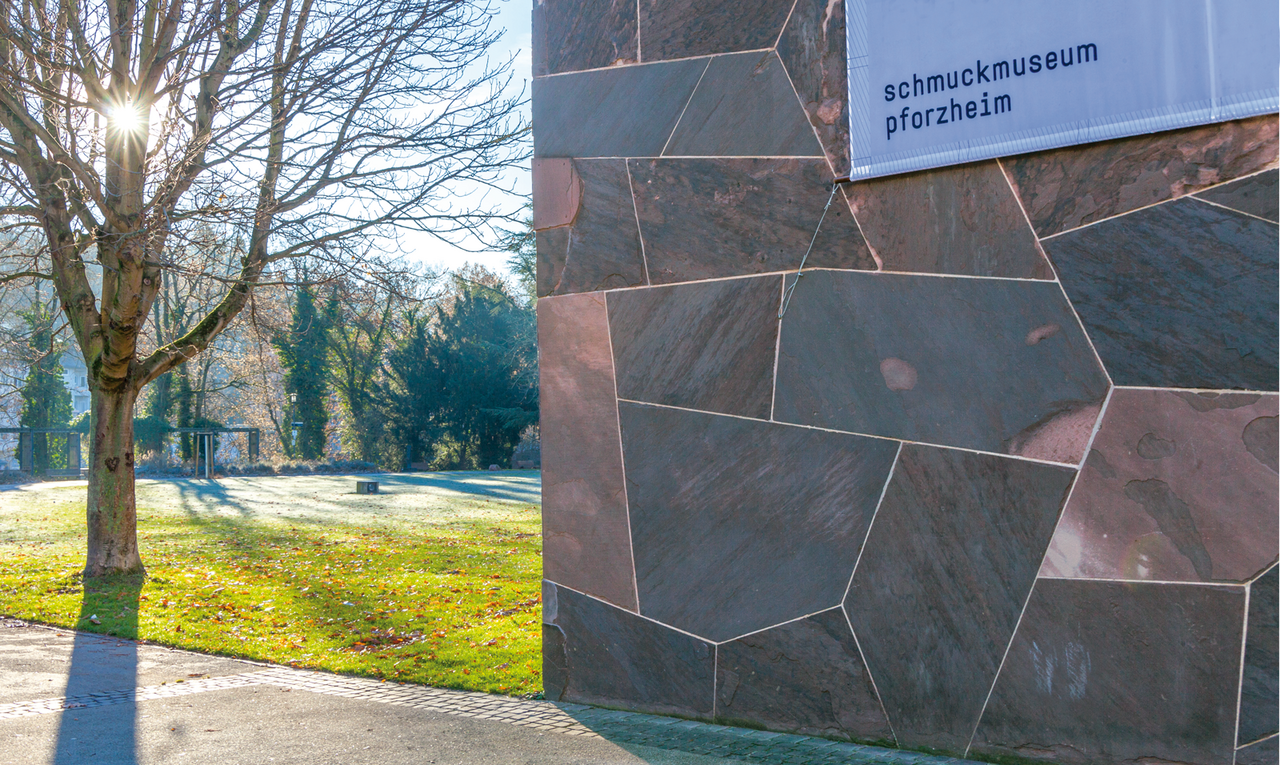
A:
[[0, 269, 53, 284]]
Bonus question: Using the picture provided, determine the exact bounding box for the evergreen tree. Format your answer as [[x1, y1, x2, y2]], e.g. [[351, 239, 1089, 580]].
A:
[[501, 209, 536, 305], [136, 372, 174, 456], [381, 310, 438, 468], [275, 283, 331, 460], [328, 288, 395, 465], [382, 272, 537, 469], [17, 304, 72, 475], [175, 365, 195, 461]]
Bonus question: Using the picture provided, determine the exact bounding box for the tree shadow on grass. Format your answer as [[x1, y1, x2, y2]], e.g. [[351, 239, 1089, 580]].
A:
[[53, 572, 143, 765], [378, 472, 543, 504], [171, 478, 252, 517]]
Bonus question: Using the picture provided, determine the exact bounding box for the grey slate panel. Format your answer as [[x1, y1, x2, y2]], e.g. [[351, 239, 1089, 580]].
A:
[[533, 60, 707, 158]]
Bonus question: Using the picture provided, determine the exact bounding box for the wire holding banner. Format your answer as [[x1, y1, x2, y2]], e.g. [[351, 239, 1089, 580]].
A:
[[777, 177, 851, 319]]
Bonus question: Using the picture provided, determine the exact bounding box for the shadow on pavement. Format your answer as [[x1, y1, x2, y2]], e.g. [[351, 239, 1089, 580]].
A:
[[53, 573, 143, 765], [551, 703, 923, 765]]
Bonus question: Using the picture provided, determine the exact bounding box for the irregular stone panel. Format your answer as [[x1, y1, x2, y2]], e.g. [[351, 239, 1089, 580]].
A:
[[637, 0, 793, 62], [532, 158, 581, 230], [971, 579, 1246, 765], [777, 0, 850, 173], [1003, 114, 1278, 237], [1044, 196, 1279, 390], [1041, 389, 1279, 584], [535, 159, 646, 297], [607, 276, 781, 420], [532, 0, 637, 76], [773, 270, 1108, 462], [620, 402, 898, 643], [532, 59, 707, 158], [715, 608, 894, 744], [538, 293, 638, 611], [1195, 168, 1279, 222], [664, 51, 823, 157], [543, 582, 715, 718], [845, 445, 1074, 754], [1240, 565, 1279, 746], [1237, 736, 1279, 765], [628, 158, 875, 285], [843, 162, 1053, 279]]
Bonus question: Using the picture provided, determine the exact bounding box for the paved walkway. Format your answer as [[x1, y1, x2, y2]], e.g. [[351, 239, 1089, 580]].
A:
[[0, 619, 979, 765]]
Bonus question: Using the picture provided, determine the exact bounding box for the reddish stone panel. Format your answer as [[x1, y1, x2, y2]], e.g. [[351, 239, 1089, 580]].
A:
[[607, 276, 782, 419], [663, 51, 823, 157], [620, 402, 897, 643], [1042, 389, 1279, 584], [1237, 736, 1279, 765], [715, 609, 895, 744], [532, 159, 581, 231], [777, 0, 850, 173], [532, 0, 637, 76], [543, 582, 714, 718], [972, 579, 1245, 765], [628, 158, 874, 285], [844, 161, 1053, 279], [773, 271, 1108, 461], [532, 58, 707, 158], [535, 159, 647, 298], [1044, 197, 1278, 390], [845, 445, 1074, 755], [637, 0, 793, 62], [1195, 168, 1279, 222], [1004, 114, 1279, 237], [538, 293, 638, 612], [1240, 565, 1279, 745]]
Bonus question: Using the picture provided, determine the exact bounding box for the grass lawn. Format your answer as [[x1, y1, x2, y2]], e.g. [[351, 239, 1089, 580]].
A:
[[0, 473, 543, 696]]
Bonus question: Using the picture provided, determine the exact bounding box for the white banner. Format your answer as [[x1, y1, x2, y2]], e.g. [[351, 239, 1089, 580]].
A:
[[845, 0, 1280, 179]]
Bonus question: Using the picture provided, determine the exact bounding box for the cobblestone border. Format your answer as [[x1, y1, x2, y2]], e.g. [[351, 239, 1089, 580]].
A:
[[0, 673, 263, 719], [0, 654, 976, 765]]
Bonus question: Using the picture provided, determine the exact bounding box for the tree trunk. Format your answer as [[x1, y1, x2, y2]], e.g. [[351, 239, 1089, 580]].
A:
[[85, 385, 144, 577]]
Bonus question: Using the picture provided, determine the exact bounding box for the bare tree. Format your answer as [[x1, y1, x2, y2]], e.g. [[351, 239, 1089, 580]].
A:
[[0, 232, 54, 412], [0, 0, 527, 575], [135, 223, 253, 461]]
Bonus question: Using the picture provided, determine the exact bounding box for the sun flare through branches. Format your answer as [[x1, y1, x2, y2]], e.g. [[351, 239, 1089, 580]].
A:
[[107, 102, 144, 134]]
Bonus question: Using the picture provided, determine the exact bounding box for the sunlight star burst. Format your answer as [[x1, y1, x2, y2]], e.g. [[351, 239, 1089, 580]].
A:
[[109, 102, 143, 133]]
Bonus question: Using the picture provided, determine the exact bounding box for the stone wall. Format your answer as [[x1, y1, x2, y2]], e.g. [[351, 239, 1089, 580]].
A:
[[532, 2, 1279, 762]]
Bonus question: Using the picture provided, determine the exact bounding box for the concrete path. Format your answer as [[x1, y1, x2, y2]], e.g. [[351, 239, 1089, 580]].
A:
[[0, 619, 978, 765]]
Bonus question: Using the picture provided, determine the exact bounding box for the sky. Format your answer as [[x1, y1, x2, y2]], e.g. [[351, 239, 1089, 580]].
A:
[[400, 0, 534, 278]]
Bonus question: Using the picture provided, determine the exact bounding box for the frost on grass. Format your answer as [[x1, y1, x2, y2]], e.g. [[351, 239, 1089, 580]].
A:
[[0, 476, 545, 695]]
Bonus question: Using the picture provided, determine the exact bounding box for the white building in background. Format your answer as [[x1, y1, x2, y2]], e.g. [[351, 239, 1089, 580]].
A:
[[61, 350, 90, 415], [0, 364, 16, 470], [0, 351, 89, 423]]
